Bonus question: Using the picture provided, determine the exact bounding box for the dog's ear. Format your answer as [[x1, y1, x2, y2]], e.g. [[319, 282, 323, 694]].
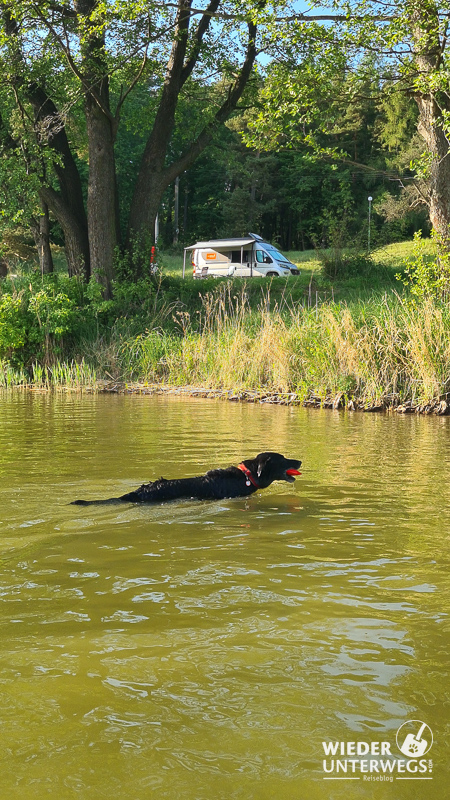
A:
[[256, 453, 271, 477]]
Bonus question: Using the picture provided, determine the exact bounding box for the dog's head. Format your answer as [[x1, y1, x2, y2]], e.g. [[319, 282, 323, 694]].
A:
[[242, 452, 302, 489]]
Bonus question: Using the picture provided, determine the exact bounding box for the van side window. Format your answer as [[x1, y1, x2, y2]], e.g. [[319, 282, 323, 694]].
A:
[[255, 250, 267, 263], [230, 250, 251, 263]]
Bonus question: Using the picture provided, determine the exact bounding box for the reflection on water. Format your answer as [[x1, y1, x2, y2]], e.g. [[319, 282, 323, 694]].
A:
[[0, 393, 449, 799]]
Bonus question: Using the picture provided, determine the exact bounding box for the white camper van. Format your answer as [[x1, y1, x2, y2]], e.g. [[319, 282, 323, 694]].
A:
[[183, 233, 299, 279]]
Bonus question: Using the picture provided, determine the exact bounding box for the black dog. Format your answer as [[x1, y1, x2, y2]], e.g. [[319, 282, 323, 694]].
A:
[[71, 452, 301, 506]]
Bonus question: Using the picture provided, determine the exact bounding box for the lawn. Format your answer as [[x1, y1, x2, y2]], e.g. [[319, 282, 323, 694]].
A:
[[158, 238, 436, 279], [159, 247, 322, 277]]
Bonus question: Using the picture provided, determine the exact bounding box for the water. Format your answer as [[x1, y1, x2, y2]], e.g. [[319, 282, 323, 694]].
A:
[[0, 393, 449, 799]]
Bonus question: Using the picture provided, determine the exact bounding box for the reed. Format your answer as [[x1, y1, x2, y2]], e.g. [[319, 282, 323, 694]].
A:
[[2, 281, 450, 407], [32, 360, 97, 389], [0, 359, 28, 388], [0, 359, 96, 390], [116, 287, 450, 406]]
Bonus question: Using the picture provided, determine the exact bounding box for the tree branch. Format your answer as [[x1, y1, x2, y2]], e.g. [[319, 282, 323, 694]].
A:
[[164, 20, 258, 184], [114, 38, 150, 122], [45, 2, 77, 18], [180, 0, 221, 87], [32, 2, 116, 125], [150, 3, 395, 24]]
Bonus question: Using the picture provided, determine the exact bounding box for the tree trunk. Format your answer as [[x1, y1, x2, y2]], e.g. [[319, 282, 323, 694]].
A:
[[32, 201, 54, 274], [415, 94, 450, 240], [85, 97, 118, 297], [127, 0, 193, 247], [75, 0, 119, 298], [27, 84, 90, 277], [40, 187, 90, 278], [411, 2, 450, 242]]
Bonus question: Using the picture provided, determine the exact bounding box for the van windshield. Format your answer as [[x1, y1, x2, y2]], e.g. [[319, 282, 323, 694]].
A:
[[264, 244, 291, 264]]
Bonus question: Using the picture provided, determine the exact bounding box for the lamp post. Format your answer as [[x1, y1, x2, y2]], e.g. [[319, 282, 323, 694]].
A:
[[368, 196, 373, 254], [173, 176, 179, 246]]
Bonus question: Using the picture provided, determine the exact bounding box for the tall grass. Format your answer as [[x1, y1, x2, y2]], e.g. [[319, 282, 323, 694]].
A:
[[0, 359, 28, 388], [31, 360, 97, 389], [115, 285, 450, 406], [2, 280, 449, 407], [0, 359, 96, 390]]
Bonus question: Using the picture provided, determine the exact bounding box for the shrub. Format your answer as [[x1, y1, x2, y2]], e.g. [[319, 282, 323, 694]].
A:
[[0, 293, 27, 364], [320, 250, 374, 280], [398, 230, 450, 301]]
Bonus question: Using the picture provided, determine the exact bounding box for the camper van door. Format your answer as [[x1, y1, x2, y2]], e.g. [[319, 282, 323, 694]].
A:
[[230, 247, 252, 277]]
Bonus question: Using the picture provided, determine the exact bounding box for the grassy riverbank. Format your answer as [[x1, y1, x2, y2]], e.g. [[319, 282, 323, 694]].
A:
[[101, 290, 450, 411], [1, 241, 448, 412]]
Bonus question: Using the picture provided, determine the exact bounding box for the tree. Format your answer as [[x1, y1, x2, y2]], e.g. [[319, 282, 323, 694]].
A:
[[244, 0, 450, 252], [0, 0, 275, 294], [3, 0, 448, 287], [0, 95, 55, 274], [0, 3, 90, 279]]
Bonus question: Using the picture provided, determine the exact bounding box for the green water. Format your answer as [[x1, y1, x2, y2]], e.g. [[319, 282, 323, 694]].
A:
[[0, 393, 449, 800]]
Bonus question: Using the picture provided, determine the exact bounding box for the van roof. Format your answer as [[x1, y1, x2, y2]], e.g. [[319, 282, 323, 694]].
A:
[[184, 234, 264, 251]]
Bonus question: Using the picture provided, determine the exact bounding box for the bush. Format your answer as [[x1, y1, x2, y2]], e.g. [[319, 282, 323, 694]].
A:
[[321, 250, 376, 281], [398, 230, 450, 301], [0, 274, 96, 366], [0, 293, 27, 364]]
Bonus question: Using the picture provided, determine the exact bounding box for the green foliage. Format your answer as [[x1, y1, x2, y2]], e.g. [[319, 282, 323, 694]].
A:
[[1, 237, 449, 408], [28, 288, 80, 339], [0, 270, 176, 370], [0, 245, 396, 375], [161, 53, 423, 252], [311, 215, 384, 282], [398, 230, 450, 301], [376, 90, 418, 153], [320, 250, 375, 281], [0, 293, 27, 360], [0, 274, 95, 365], [0, 0, 438, 270]]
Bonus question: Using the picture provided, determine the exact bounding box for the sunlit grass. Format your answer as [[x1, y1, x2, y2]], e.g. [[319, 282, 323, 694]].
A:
[[372, 239, 436, 267], [115, 284, 450, 407], [159, 248, 323, 276], [158, 239, 433, 281], [0, 359, 97, 390]]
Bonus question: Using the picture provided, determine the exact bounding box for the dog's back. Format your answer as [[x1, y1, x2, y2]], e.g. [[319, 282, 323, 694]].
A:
[[119, 467, 254, 503]]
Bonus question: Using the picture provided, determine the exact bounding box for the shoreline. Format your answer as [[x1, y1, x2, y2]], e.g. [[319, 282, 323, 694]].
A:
[[98, 382, 450, 415], [7, 380, 448, 416]]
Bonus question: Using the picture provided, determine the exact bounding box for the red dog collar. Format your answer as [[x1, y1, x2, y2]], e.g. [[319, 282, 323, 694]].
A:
[[238, 462, 259, 487]]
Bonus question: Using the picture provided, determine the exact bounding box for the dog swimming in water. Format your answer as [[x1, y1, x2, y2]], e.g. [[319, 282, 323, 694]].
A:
[[71, 452, 302, 506]]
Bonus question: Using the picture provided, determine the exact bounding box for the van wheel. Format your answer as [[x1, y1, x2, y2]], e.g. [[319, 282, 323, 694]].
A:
[[266, 271, 278, 277]]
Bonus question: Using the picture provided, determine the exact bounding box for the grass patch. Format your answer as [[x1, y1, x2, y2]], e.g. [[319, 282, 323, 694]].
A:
[[110, 284, 450, 408], [372, 239, 437, 268], [158, 243, 406, 304]]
